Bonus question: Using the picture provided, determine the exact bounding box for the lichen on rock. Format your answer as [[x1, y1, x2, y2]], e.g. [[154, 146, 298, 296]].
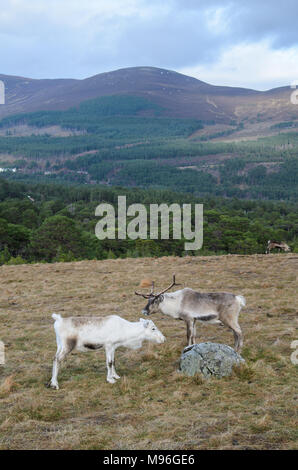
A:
[[180, 342, 245, 378]]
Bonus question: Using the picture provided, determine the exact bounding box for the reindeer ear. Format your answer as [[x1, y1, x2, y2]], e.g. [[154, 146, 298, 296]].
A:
[[139, 318, 149, 327]]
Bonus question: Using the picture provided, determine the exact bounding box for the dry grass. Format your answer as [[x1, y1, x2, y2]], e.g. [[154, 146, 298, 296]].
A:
[[0, 254, 297, 450]]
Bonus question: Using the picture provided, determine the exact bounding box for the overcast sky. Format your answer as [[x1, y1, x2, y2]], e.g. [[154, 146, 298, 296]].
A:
[[1, 0, 298, 90]]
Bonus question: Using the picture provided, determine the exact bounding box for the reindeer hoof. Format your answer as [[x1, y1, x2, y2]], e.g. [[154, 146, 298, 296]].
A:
[[107, 378, 116, 384], [46, 381, 59, 390]]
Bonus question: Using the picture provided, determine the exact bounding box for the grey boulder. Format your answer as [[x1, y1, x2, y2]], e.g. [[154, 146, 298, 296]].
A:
[[180, 342, 245, 378]]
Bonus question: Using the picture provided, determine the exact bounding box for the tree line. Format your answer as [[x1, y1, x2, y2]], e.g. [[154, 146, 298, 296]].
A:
[[0, 178, 297, 265]]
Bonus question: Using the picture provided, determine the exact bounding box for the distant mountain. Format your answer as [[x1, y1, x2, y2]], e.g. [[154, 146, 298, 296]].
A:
[[0, 66, 297, 123]]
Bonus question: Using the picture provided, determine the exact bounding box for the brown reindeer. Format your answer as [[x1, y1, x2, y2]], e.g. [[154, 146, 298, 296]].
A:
[[266, 240, 291, 254]]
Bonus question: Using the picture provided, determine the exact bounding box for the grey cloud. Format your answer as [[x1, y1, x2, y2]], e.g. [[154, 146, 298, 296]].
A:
[[0, 0, 297, 80], [173, 0, 298, 48], [90, 10, 224, 69]]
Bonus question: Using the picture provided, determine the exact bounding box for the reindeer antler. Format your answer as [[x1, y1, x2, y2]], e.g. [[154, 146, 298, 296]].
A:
[[154, 274, 180, 297], [135, 281, 155, 299], [135, 274, 180, 299]]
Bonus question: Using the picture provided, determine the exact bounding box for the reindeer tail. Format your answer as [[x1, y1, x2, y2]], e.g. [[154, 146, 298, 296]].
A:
[[52, 313, 62, 322], [236, 295, 246, 308]]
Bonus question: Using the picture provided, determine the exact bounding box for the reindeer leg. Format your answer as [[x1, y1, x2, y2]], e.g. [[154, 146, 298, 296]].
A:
[[48, 347, 62, 390], [220, 306, 243, 353], [186, 320, 192, 346], [191, 319, 197, 345], [111, 349, 120, 380], [105, 346, 116, 384], [232, 324, 243, 352], [48, 338, 75, 390]]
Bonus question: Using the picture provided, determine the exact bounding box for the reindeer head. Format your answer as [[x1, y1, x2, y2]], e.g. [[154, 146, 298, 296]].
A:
[[135, 274, 180, 316], [139, 318, 165, 343]]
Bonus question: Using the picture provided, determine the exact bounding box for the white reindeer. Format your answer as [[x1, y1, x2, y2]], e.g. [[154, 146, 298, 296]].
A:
[[48, 314, 165, 389], [135, 275, 246, 352]]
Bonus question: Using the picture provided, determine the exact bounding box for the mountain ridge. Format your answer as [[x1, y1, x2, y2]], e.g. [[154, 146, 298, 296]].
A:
[[0, 66, 296, 123]]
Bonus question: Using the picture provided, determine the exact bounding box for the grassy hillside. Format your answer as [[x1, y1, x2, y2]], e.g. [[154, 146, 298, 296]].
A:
[[0, 254, 297, 449], [0, 94, 297, 201]]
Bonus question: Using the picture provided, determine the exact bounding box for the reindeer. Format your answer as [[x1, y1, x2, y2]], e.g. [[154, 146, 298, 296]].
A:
[[135, 275, 246, 352], [266, 240, 291, 254], [48, 314, 165, 389]]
